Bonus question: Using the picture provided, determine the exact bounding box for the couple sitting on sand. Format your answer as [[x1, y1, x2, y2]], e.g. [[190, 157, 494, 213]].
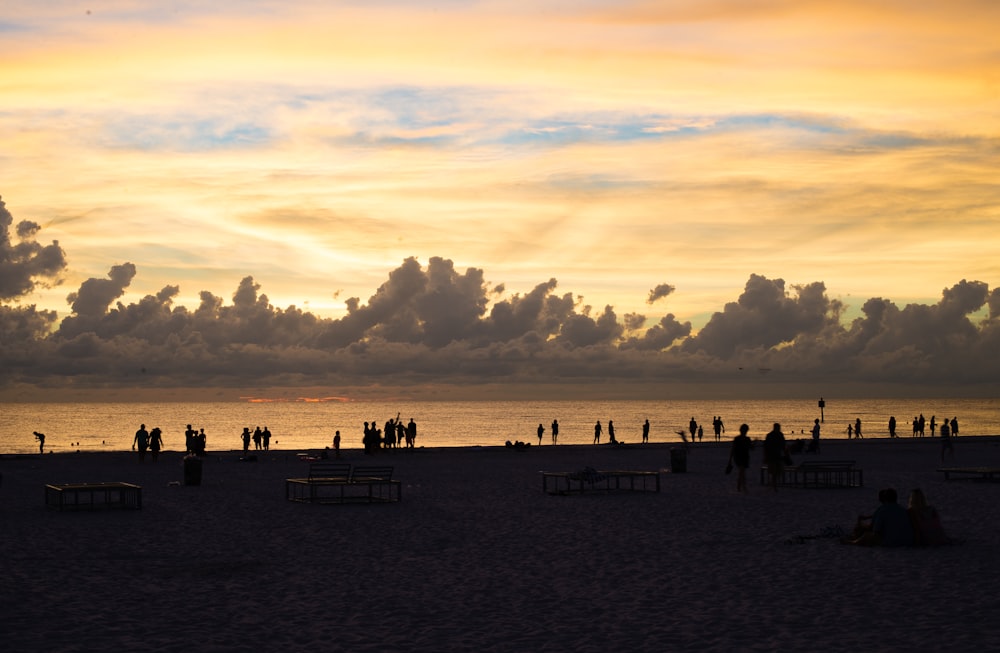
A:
[[844, 487, 953, 547]]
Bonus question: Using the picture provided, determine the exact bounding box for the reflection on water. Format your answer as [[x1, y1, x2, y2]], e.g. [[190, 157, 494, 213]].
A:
[[2, 397, 998, 454]]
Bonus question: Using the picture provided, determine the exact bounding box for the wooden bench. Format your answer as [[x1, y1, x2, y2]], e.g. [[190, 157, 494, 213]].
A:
[[285, 463, 401, 503], [760, 460, 863, 488], [541, 469, 660, 495], [938, 467, 1000, 482], [45, 482, 143, 511]]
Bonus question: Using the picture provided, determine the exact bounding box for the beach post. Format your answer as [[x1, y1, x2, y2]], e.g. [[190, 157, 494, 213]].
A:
[[670, 448, 687, 473], [183, 454, 203, 486]]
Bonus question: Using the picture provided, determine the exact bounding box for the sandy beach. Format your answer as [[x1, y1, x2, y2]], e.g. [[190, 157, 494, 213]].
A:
[[3, 436, 1000, 652]]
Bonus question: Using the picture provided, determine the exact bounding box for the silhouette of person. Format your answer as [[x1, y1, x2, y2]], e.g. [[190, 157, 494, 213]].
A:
[[854, 418, 863, 439], [642, 419, 650, 443], [810, 418, 821, 452], [407, 418, 417, 448], [551, 419, 559, 445], [185, 424, 195, 453], [537, 423, 544, 445], [149, 427, 163, 462], [608, 420, 617, 444], [333, 430, 341, 459], [196, 428, 207, 455], [262, 426, 271, 451], [593, 421, 602, 444], [918, 414, 925, 437], [912, 416, 919, 437], [888, 416, 896, 438], [940, 420, 953, 461], [845, 488, 914, 547], [728, 423, 752, 493], [713, 416, 725, 442], [689, 417, 697, 441], [763, 423, 787, 491], [950, 417, 959, 437], [241, 427, 251, 454], [34, 431, 45, 454], [133, 424, 149, 462], [252, 426, 262, 450], [697, 425, 704, 442], [929, 415, 936, 437]]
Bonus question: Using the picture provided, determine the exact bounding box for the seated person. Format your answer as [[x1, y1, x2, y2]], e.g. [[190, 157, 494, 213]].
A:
[[908, 488, 952, 546], [845, 487, 914, 547]]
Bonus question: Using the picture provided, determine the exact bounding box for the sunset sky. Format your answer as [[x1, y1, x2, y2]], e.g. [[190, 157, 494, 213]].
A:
[[2, 1, 999, 397]]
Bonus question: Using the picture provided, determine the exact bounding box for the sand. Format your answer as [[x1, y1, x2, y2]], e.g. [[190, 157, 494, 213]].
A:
[[2, 437, 1000, 652]]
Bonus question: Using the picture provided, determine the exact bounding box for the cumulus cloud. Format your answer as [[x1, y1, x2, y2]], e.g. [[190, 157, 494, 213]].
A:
[[647, 283, 676, 304], [2, 245, 999, 393], [0, 196, 67, 301]]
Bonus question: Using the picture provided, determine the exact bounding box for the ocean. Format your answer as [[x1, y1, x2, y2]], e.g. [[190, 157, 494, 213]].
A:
[[2, 397, 998, 455]]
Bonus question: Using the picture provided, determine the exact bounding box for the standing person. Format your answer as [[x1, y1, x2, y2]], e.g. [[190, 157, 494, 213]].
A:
[[713, 416, 725, 442], [940, 420, 953, 461], [846, 423, 853, 439], [333, 430, 341, 459], [537, 423, 544, 446], [240, 427, 251, 454], [728, 424, 752, 493], [551, 419, 559, 445], [950, 417, 959, 437], [929, 415, 936, 437], [197, 428, 207, 455], [262, 426, 271, 451], [34, 431, 45, 454], [688, 417, 698, 442], [149, 427, 163, 462], [697, 425, 704, 442], [854, 418, 863, 439], [252, 426, 262, 451], [185, 424, 195, 453], [763, 423, 787, 491], [133, 424, 149, 462], [593, 421, 602, 444], [642, 419, 650, 443], [888, 416, 897, 438], [406, 418, 417, 448], [912, 416, 919, 438], [810, 418, 821, 452], [608, 420, 617, 444], [918, 414, 925, 437]]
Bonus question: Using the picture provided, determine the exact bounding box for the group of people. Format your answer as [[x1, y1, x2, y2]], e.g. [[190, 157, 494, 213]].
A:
[[727, 422, 798, 493], [132, 424, 165, 462], [362, 416, 417, 454], [844, 487, 953, 547], [240, 426, 272, 454], [184, 424, 208, 456]]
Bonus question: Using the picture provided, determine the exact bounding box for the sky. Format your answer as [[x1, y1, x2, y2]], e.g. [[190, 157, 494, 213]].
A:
[[1, 1, 999, 399]]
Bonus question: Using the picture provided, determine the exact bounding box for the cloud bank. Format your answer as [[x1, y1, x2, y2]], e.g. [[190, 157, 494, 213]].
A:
[[2, 204, 998, 398]]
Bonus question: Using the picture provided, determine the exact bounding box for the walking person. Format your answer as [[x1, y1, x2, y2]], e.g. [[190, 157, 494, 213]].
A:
[[537, 423, 544, 446], [149, 427, 163, 462], [132, 424, 149, 462]]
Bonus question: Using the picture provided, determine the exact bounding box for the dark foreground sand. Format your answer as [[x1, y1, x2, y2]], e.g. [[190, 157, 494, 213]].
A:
[[2, 437, 1000, 652]]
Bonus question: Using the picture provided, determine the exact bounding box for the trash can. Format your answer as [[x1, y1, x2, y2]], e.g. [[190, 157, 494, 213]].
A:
[[670, 447, 687, 473], [183, 455, 203, 486]]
